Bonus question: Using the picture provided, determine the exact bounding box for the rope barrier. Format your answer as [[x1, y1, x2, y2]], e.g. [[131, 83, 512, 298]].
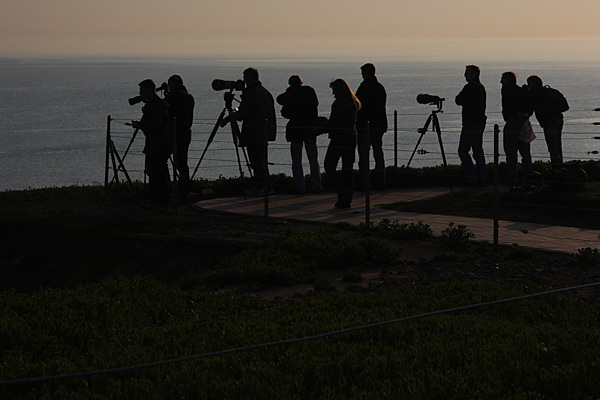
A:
[[2, 281, 598, 388]]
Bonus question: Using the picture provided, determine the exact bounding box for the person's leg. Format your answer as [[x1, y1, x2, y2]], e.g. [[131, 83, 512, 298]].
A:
[[356, 129, 368, 188], [324, 141, 341, 192], [543, 117, 564, 166], [304, 136, 322, 191], [146, 153, 170, 205], [246, 144, 266, 189], [518, 141, 532, 182], [471, 124, 486, 185], [503, 120, 520, 184], [290, 141, 305, 193], [176, 139, 190, 200], [339, 136, 356, 206], [371, 130, 386, 188], [458, 127, 476, 185]]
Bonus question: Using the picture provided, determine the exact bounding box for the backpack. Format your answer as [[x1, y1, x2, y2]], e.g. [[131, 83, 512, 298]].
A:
[[545, 86, 569, 113]]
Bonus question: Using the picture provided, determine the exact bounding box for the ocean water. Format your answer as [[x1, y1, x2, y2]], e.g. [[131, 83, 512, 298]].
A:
[[1, 56, 600, 191]]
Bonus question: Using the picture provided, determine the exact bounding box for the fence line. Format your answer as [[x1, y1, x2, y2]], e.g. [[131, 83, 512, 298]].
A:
[[105, 109, 600, 250]]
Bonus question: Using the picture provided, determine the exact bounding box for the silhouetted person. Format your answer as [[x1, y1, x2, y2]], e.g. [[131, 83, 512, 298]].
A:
[[164, 74, 195, 203], [318, 79, 361, 208], [501, 71, 533, 186], [276, 75, 322, 194], [526, 75, 568, 167], [356, 63, 388, 190], [132, 79, 171, 206], [234, 67, 277, 195], [455, 65, 487, 186]]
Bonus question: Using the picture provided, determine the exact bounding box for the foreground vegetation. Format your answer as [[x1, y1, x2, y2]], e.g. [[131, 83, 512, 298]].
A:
[[1, 277, 600, 399], [1, 166, 600, 399]]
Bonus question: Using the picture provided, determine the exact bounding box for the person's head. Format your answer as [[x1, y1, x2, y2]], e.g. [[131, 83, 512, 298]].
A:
[[501, 71, 517, 86], [360, 63, 376, 79], [288, 75, 303, 87], [168, 74, 183, 90], [138, 79, 156, 99], [464, 65, 480, 82], [526, 75, 543, 91], [243, 67, 259, 84], [329, 78, 361, 109]]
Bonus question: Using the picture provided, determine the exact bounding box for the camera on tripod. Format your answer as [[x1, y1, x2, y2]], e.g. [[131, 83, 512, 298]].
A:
[[417, 94, 445, 107], [212, 79, 245, 92]]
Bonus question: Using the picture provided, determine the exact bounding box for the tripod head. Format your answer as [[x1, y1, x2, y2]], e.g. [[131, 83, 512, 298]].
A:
[[223, 91, 236, 110]]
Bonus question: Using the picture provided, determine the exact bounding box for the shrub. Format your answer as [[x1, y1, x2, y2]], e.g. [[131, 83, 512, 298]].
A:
[[366, 218, 433, 240], [439, 222, 475, 251], [572, 247, 600, 268]]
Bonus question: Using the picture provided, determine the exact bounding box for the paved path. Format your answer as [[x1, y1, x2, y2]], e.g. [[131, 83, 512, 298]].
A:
[[194, 188, 600, 254]]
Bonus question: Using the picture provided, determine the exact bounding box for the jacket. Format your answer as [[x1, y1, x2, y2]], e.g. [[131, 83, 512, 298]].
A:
[[276, 85, 319, 142], [356, 76, 388, 133], [236, 81, 277, 146], [529, 87, 564, 128], [455, 81, 487, 125], [501, 83, 532, 122], [165, 85, 195, 144], [324, 97, 358, 140], [139, 94, 170, 157]]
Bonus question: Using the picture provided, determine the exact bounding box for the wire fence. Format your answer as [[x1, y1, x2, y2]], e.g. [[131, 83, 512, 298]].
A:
[[105, 107, 600, 246], [107, 107, 600, 183]]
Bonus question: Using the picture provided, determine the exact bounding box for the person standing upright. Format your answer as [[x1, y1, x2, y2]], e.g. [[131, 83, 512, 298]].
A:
[[501, 71, 533, 186], [131, 79, 171, 206], [526, 75, 568, 167], [318, 79, 361, 209], [356, 63, 388, 190], [455, 65, 487, 186], [234, 67, 277, 195], [164, 74, 195, 203], [276, 75, 322, 194]]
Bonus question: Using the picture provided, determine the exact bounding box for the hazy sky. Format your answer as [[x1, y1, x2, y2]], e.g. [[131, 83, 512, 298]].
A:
[[2, 0, 600, 60]]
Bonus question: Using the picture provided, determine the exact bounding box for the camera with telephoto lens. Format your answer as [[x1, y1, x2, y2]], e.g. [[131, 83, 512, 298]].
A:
[[212, 79, 245, 91], [128, 95, 144, 106], [416, 94, 445, 106], [156, 82, 169, 94]]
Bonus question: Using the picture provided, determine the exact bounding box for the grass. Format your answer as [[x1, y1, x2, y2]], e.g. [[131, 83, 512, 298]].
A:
[[1, 166, 600, 399], [1, 278, 599, 399]]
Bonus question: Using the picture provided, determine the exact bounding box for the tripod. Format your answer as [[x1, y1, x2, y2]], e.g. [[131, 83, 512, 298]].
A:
[[191, 91, 252, 194], [406, 99, 453, 193]]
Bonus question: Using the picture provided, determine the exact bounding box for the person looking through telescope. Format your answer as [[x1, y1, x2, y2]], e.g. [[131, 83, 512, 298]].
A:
[[131, 79, 171, 206], [232, 67, 277, 195]]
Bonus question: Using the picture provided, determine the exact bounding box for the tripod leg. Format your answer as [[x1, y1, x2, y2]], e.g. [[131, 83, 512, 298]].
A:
[[109, 140, 120, 186], [227, 113, 251, 198], [118, 128, 139, 172], [191, 108, 227, 180], [229, 116, 253, 179], [406, 114, 433, 168], [433, 114, 453, 193], [109, 140, 134, 189]]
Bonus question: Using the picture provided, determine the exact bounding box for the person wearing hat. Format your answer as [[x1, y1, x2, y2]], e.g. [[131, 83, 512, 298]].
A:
[[164, 74, 195, 203]]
